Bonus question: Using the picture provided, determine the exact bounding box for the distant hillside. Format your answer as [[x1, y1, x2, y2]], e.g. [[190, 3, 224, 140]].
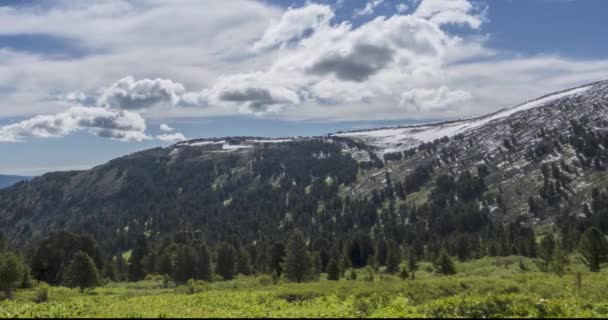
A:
[[1, 80, 608, 259], [0, 175, 31, 189]]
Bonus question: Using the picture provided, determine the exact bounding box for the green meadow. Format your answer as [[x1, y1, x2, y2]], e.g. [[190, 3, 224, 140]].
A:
[[3, 256, 608, 318]]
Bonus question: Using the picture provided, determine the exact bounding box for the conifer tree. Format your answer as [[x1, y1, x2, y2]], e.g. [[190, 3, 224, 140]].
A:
[[578, 227, 608, 272], [157, 253, 173, 277], [549, 246, 569, 276], [408, 253, 418, 272], [399, 267, 409, 280], [0, 252, 25, 298], [172, 245, 196, 284], [65, 251, 101, 293], [284, 230, 312, 283], [270, 242, 286, 277], [237, 248, 252, 276], [216, 242, 237, 280], [433, 250, 456, 275], [537, 233, 556, 272], [128, 235, 149, 282], [326, 259, 340, 281], [196, 244, 212, 281], [385, 241, 401, 274]]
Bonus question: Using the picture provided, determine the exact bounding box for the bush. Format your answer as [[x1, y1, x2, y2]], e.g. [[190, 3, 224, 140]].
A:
[[35, 285, 50, 303], [348, 270, 357, 281], [258, 275, 273, 286]]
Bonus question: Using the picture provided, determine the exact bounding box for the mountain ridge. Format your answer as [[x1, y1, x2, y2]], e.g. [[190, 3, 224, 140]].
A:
[[2, 80, 608, 253]]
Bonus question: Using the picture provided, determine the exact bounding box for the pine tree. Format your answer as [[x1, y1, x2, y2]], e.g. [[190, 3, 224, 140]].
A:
[[65, 251, 101, 293], [0, 252, 25, 298], [399, 267, 409, 280], [284, 230, 312, 283], [216, 242, 237, 280], [537, 233, 555, 272], [172, 245, 196, 284], [196, 244, 212, 281], [237, 248, 252, 276], [408, 253, 418, 272], [326, 259, 340, 281], [128, 235, 149, 282], [578, 227, 608, 272], [270, 242, 286, 277], [433, 250, 456, 275], [157, 253, 173, 277], [385, 241, 401, 274], [549, 246, 569, 276]]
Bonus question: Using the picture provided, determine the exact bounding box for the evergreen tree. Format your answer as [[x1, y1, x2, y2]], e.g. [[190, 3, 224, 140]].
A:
[[270, 242, 286, 277], [128, 235, 149, 282], [157, 253, 173, 277], [326, 259, 340, 281], [284, 230, 312, 283], [0, 232, 5, 252], [549, 246, 569, 276], [237, 248, 252, 276], [385, 241, 401, 274], [537, 233, 556, 272], [102, 259, 119, 282], [0, 252, 26, 298], [65, 251, 101, 293], [399, 267, 409, 280], [408, 253, 418, 272], [196, 244, 212, 281], [115, 254, 128, 282], [216, 242, 237, 280], [172, 245, 196, 284], [578, 227, 608, 272], [433, 250, 456, 275]]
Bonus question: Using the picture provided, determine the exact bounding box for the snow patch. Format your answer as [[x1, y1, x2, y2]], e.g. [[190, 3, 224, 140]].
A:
[[334, 85, 591, 153]]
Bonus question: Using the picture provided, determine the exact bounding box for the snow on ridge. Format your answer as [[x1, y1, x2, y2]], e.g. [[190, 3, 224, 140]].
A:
[[334, 84, 593, 154], [248, 139, 294, 143], [222, 144, 252, 151]]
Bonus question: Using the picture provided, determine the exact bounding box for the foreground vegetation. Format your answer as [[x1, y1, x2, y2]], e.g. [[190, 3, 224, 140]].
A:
[[2, 256, 608, 318]]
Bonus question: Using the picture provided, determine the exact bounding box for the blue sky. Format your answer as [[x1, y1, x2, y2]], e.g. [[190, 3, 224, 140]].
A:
[[0, 0, 607, 175]]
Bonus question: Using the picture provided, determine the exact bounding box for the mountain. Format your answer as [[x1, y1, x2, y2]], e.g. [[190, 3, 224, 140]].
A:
[[0, 175, 31, 189], [2, 80, 608, 254]]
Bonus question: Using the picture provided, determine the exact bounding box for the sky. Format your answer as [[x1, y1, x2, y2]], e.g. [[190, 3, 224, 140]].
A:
[[0, 0, 607, 176]]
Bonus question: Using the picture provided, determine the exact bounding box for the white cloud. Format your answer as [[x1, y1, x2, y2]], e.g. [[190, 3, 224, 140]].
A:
[[396, 4, 409, 14], [252, 4, 334, 52], [0, 106, 148, 142], [400, 86, 472, 112], [414, 0, 482, 28], [99, 76, 186, 110], [160, 123, 174, 132], [0, 0, 607, 138], [354, 0, 384, 17], [156, 132, 186, 143]]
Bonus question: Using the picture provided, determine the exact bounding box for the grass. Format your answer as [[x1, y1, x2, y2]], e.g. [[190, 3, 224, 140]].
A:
[[2, 256, 608, 318]]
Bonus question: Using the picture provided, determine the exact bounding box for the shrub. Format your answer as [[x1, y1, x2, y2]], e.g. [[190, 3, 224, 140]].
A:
[[348, 270, 357, 281], [258, 275, 273, 286], [35, 285, 49, 303]]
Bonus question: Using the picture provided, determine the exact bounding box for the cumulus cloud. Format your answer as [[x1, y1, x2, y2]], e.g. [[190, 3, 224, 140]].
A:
[[309, 44, 395, 82], [414, 0, 482, 28], [252, 4, 333, 51], [160, 123, 174, 132], [354, 0, 384, 17], [396, 4, 409, 14], [99, 76, 186, 110], [400, 86, 472, 112], [156, 132, 186, 143], [0, 106, 148, 142], [1, 0, 607, 136]]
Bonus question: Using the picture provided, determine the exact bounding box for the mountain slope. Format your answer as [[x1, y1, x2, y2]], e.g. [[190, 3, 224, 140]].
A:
[[2, 80, 608, 252], [0, 175, 31, 189]]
